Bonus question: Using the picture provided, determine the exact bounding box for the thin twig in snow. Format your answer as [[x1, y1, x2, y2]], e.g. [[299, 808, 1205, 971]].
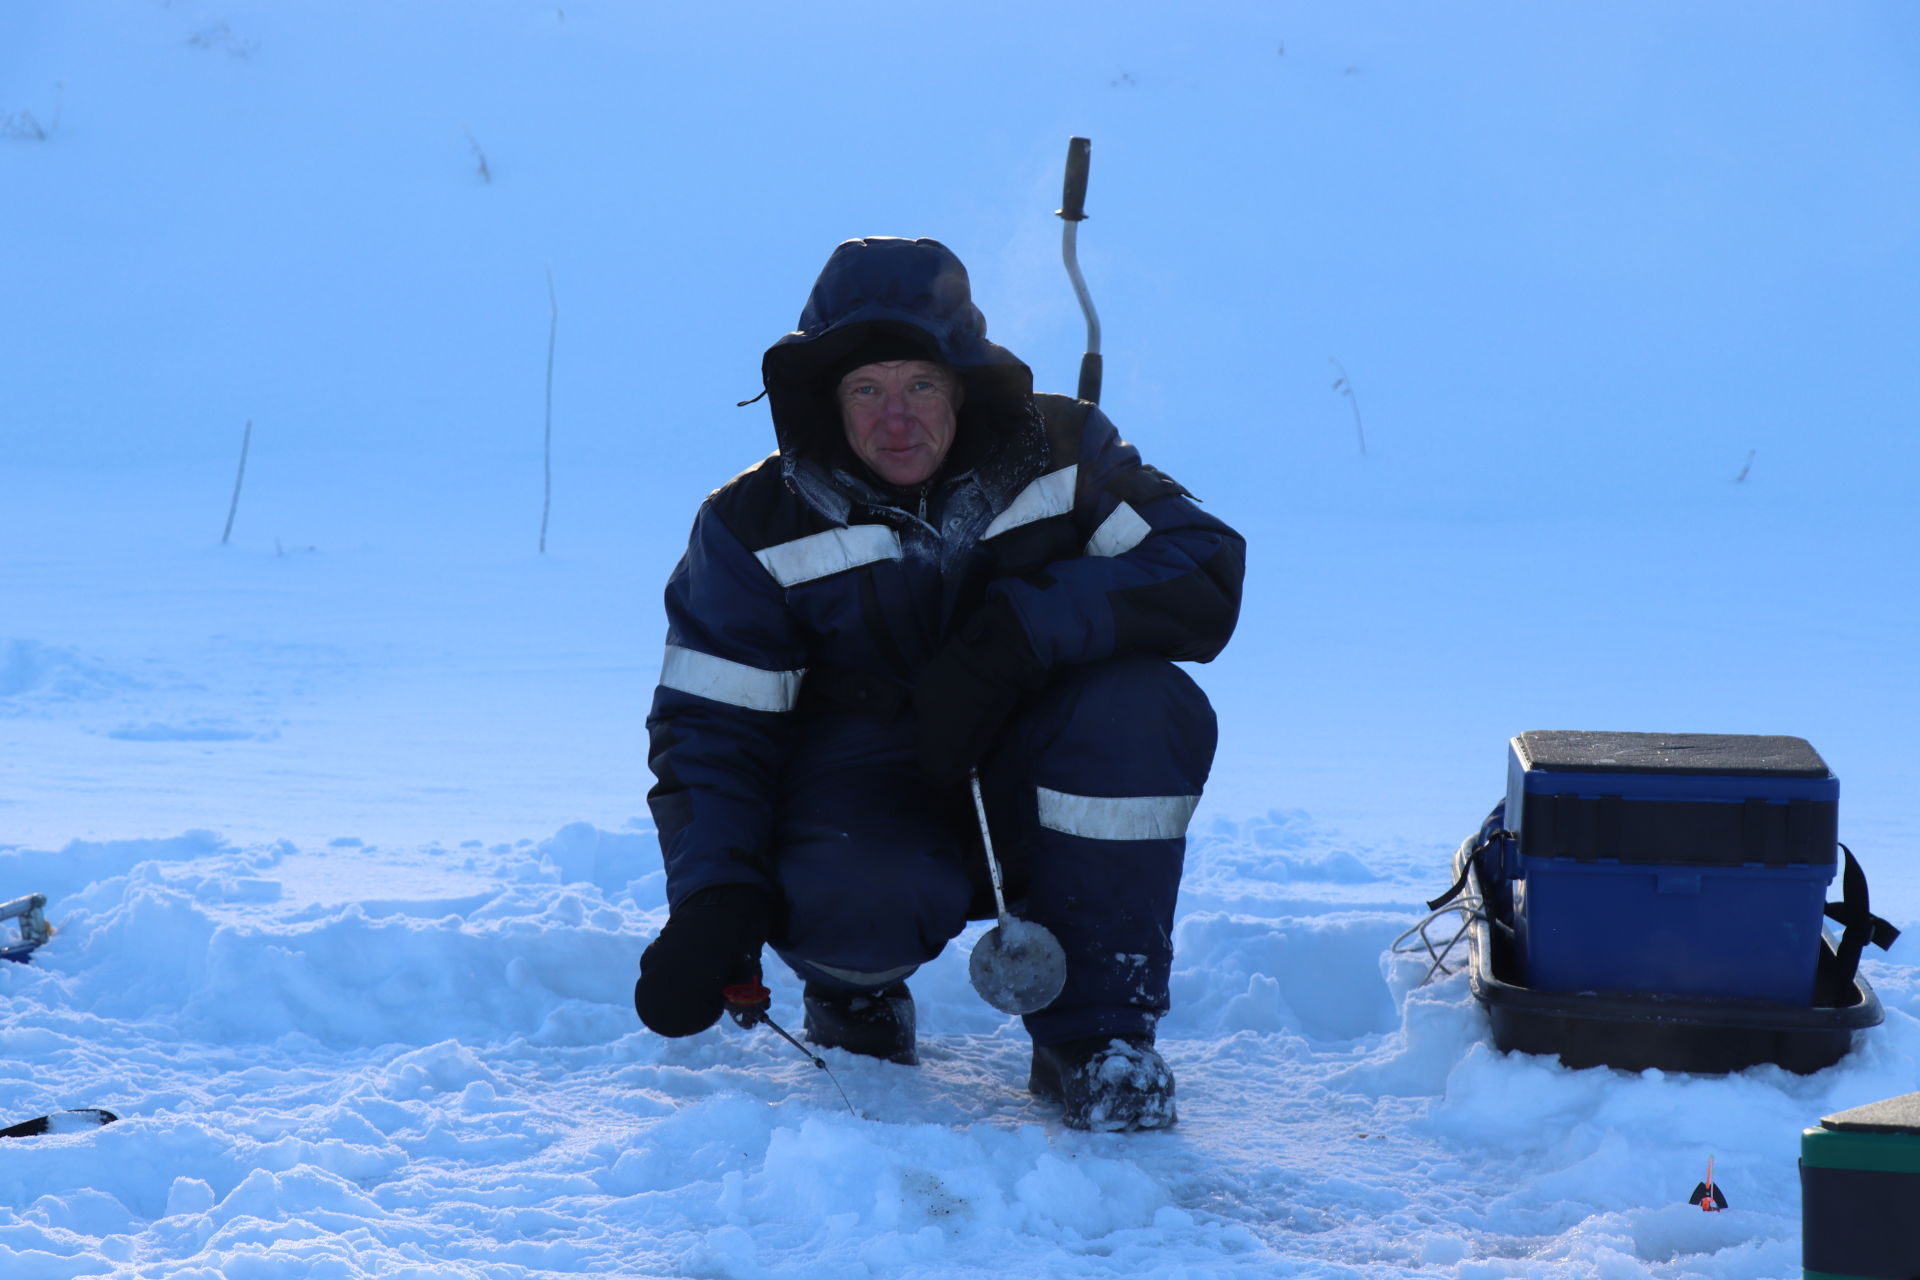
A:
[[1330, 358, 1367, 455], [221, 419, 253, 545], [464, 128, 492, 183], [540, 268, 557, 554], [2, 109, 46, 141]]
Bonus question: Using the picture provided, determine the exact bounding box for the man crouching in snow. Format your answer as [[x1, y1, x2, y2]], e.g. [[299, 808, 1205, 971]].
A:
[[632, 237, 1243, 1130]]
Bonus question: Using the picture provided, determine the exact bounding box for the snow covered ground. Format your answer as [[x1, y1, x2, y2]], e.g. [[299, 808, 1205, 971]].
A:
[[4, 3, 1917, 1276]]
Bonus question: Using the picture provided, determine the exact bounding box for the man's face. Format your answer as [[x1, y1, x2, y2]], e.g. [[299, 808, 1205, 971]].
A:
[[836, 359, 963, 488]]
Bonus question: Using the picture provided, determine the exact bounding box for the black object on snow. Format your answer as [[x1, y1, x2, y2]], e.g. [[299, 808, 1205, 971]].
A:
[[1687, 1179, 1729, 1210], [0, 1109, 119, 1139]]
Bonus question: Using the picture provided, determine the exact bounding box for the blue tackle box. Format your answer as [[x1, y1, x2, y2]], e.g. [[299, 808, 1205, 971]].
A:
[[1504, 730, 1839, 1005]]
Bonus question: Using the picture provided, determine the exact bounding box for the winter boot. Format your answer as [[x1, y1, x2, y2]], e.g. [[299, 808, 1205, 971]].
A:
[[1029, 1035, 1177, 1131], [802, 981, 918, 1065]]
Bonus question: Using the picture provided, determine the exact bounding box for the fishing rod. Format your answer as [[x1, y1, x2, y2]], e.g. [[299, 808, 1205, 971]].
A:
[[722, 982, 858, 1117]]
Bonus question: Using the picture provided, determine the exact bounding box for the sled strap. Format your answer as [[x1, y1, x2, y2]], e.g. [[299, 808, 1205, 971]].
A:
[[1427, 827, 1515, 911], [1426, 860, 1474, 913], [1823, 843, 1901, 990]]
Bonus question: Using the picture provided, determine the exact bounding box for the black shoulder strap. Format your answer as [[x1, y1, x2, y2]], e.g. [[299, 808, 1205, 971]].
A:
[[1032, 393, 1092, 466], [1822, 843, 1901, 996]]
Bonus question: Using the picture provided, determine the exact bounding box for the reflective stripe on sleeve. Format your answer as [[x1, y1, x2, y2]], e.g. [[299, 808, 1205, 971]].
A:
[[1036, 786, 1200, 841], [754, 525, 902, 588], [659, 645, 804, 713], [1084, 501, 1151, 557], [983, 465, 1078, 539]]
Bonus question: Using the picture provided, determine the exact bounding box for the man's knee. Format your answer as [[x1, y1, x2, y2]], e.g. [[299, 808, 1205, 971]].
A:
[[771, 831, 972, 985], [1021, 656, 1217, 794]]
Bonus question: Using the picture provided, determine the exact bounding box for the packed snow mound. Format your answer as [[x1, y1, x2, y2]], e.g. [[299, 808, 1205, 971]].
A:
[[0, 638, 139, 712], [3, 815, 1915, 1277]]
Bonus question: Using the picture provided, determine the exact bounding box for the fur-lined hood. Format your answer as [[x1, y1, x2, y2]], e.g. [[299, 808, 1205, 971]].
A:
[[760, 238, 1046, 508]]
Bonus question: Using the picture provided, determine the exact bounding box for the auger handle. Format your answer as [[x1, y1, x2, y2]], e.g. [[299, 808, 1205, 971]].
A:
[[1055, 137, 1103, 403], [1058, 136, 1091, 222]]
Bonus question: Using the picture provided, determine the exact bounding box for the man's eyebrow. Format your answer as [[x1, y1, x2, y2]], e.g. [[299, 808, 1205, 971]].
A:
[[838, 364, 956, 386]]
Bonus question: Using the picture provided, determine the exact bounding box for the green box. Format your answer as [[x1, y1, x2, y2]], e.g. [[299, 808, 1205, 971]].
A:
[[1802, 1093, 1920, 1279]]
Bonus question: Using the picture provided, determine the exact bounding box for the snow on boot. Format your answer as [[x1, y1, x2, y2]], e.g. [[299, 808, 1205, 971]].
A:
[[802, 981, 918, 1065], [1029, 1035, 1177, 1131]]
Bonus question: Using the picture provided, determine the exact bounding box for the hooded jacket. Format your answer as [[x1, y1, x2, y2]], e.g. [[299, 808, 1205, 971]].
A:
[[647, 237, 1245, 907]]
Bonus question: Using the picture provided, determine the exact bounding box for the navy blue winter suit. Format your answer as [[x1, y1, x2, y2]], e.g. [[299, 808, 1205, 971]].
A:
[[646, 237, 1244, 1045]]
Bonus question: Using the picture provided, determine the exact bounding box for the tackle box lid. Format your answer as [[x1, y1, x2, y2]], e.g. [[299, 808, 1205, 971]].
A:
[[1819, 1092, 1920, 1135], [1804, 1093, 1920, 1173], [1512, 731, 1830, 779]]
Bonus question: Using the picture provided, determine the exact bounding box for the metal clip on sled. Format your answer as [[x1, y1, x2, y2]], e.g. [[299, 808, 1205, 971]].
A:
[[0, 893, 52, 964]]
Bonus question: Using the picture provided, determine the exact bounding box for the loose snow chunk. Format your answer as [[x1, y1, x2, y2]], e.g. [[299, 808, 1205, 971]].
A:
[[1013, 1152, 1169, 1239], [376, 1040, 503, 1101], [211, 1166, 388, 1225], [166, 1178, 217, 1218]]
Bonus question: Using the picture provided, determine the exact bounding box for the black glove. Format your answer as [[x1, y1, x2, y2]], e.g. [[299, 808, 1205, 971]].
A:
[[912, 597, 1049, 787], [633, 885, 775, 1037]]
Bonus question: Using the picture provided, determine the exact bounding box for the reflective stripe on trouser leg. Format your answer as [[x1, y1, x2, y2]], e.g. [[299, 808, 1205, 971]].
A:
[[801, 959, 922, 988], [1036, 788, 1199, 842]]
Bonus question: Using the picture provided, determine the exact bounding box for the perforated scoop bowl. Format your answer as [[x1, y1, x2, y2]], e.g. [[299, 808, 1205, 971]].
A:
[[968, 916, 1068, 1015]]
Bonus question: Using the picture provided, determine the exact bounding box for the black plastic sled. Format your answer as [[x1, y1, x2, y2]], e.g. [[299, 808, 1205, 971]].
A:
[[1458, 849, 1885, 1075]]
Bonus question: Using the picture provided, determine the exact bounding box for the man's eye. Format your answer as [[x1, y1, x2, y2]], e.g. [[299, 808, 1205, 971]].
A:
[[910, 380, 939, 394]]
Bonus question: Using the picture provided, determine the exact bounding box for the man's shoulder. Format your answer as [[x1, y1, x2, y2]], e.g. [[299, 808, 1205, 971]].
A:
[[1028, 395, 1194, 505], [705, 453, 786, 506], [700, 453, 823, 553]]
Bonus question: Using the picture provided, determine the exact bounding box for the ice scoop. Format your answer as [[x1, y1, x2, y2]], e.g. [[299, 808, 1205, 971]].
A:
[[966, 771, 1068, 1015]]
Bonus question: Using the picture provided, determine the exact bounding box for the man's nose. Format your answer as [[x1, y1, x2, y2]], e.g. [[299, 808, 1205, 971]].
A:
[[877, 389, 917, 426]]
